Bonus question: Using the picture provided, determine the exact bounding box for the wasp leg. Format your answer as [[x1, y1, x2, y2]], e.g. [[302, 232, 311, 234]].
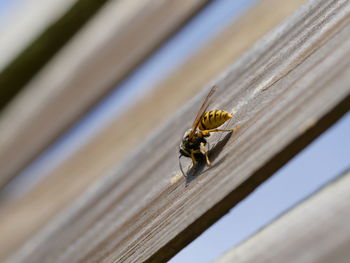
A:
[[200, 142, 212, 166], [190, 150, 201, 168], [202, 125, 240, 136]]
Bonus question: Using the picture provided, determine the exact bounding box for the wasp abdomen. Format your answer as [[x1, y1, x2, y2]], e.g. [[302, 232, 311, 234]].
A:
[[198, 110, 232, 130]]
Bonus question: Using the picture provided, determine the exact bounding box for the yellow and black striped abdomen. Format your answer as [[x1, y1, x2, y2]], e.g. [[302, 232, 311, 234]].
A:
[[198, 110, 232, 130]]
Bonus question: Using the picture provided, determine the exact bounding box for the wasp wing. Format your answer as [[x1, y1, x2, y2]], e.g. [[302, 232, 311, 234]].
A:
[[188, 85, 217, 140]]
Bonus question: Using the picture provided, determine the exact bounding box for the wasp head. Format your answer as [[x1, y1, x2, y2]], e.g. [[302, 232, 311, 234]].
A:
[[179, 129, 192, 157]]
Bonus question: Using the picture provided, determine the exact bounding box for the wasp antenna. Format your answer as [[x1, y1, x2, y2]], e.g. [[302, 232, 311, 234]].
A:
[[178, 154, 187, 178]]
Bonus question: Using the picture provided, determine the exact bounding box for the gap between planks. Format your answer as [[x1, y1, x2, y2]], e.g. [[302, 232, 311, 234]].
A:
[[215, 169, 350, 263], [2, 0, 350, 262], [0, 0, 209, 186], [0, 0, 308, 261]]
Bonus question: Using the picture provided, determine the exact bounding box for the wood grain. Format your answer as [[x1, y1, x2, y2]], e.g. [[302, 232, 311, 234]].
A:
[[0, 0, 76, 71], [0, 0, 207, 185], [1, 0, 349, 262], [0, 0, 110, 109], [0, 0, 308, 261], [215, 170, 350, 263]]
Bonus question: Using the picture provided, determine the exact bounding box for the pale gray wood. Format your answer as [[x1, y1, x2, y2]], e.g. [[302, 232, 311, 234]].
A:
[[0, 0, 77, 71], [215, 170, 350, 263], [3, 0, 350, 262], [0, 0, 207, 185], [0, 0, 308, 260]]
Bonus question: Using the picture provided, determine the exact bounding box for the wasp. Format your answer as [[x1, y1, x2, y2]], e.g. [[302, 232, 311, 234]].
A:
[[179, 85, 237, 177]]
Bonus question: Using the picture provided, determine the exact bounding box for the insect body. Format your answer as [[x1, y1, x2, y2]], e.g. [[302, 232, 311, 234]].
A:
[[198, 110, 232, 131], [179, 86, 235, 177]]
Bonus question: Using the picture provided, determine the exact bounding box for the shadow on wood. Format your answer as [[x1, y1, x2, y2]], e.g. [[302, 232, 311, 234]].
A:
[[185, 131, 233, 185]]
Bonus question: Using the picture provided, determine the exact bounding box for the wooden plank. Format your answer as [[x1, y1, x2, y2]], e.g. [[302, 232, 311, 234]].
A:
[[0, 0, 308, 261], [0, 0, 76, 71], [0, 0, 110, 110], [1, 0, 349, 262], [215, 170, 350, 263], [42, 0, 308, 185], [0, 0, 208, 185]]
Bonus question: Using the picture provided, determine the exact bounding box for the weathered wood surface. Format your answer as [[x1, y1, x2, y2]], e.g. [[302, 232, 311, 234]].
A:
[[0, 0, 77, 72], [0, 0, 208, 185], [0, 0, 308, 261], [0, 0, 94, 109], [2, 0, 350, 262], [215, 170, 350, 263]]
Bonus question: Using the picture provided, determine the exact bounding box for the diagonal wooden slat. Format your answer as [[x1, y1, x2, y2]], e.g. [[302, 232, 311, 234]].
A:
[[215, 170, 350, 263], [0, 0, 208, 185], [1, 0, 349, 262], [0, 0, 307, 261], [0, 0, 303, 262], [0, 0, 111, 110], [41, 0, 308, 186], [0, 0, 77, 71]]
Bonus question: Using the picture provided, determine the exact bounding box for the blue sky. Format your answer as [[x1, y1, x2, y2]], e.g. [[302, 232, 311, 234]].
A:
[[1, 0, 349, 262], [4, 0, 259, 198], [170, 112, 350, 263], [0, 0, 22, 23]]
